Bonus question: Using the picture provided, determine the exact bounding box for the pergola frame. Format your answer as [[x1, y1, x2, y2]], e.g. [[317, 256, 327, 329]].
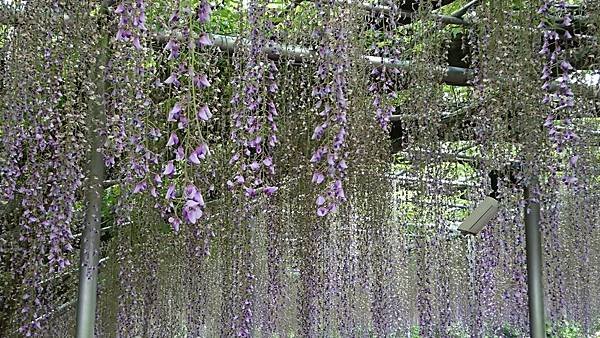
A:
[[1, 0, 597, 337]]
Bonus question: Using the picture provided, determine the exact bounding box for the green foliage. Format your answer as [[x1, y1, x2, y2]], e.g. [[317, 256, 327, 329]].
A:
[[447, 322, 470, 338], [0, 25, 7, 48], [273, 1, 320, 38], [548, 321, 584, 338], [501, 323, 524, 338], [101, 184, 121, 226], [399, 321, 592, 338], [145, 0, 322, 36], [438, 0, 469, 15], [206, 0, 243, 35], [409, 325, 421, 337]]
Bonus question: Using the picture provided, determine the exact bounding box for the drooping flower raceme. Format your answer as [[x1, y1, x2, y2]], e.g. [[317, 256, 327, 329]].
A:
[[367, 1, 405, 132], [228, 0, 279, 201], [0, 1, 97, 334], [310, 0, 352, 217], [539, 0, 579, 187], [369, 67, 398, 132], [143, 1, 214, 232], [115, 0, 147, 50]]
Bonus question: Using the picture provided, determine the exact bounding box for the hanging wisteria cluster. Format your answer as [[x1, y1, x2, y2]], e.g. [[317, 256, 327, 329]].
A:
[[228, 0, 279, 201], [539, 0, 580, 188], [309, 0, 355, 217], [1, 0, 600, 337], [0, 1, 99, 334]]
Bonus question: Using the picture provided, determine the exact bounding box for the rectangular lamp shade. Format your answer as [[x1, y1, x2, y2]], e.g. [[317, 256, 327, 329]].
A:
[[458, 196, 499, 235]]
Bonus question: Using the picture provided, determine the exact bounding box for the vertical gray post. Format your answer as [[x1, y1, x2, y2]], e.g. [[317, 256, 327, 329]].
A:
[[75, 140, 105, 337], [524, 177, 546, 338], [75, 10, 109, 338]]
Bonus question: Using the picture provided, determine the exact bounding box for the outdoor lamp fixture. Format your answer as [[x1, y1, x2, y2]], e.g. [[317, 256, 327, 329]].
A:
[[457, 195, 499, 235], [457, 170, 501, 235]]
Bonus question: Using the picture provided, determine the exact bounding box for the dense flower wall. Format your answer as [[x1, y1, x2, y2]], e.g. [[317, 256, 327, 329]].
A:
[[0, 0, 599, 336]]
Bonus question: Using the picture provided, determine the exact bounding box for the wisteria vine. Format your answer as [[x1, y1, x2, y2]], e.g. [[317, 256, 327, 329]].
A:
[[0, 0, 599, 337]]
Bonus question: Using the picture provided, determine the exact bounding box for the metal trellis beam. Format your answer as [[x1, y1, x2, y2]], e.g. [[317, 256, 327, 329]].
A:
[[451, 0, 478, 18], [185, 33, 475, 85]]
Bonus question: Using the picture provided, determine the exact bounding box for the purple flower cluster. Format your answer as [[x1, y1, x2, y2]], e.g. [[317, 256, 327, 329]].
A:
[[539, 0, 579, 186], [238, 271, 256, 337], [367, 0, 402, 132], [540, 184, 567, 330], [310, 3, 351, 217], [0, 6, 92, 332], [107, 0, 162, 232], [228, 0, 279, 200], [115, 0, 147, 50], [369, 67, 398, 131], [143, 1, 214, 232]]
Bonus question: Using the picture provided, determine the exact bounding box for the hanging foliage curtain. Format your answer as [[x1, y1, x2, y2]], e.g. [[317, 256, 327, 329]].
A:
[[1, 0, 599, 337]]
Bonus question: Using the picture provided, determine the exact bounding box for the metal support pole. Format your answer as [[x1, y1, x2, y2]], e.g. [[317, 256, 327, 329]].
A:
[[75, 160, 104, 338], [524, 177, 546, 338], [75, 6, 109, 337]]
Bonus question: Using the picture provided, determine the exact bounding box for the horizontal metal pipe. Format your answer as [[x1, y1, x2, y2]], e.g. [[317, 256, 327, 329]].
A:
[[197, 33, 474, 85], [451, 0, 478, 18], [388, 172, 481, 189], [356, 2, 470, 26]]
